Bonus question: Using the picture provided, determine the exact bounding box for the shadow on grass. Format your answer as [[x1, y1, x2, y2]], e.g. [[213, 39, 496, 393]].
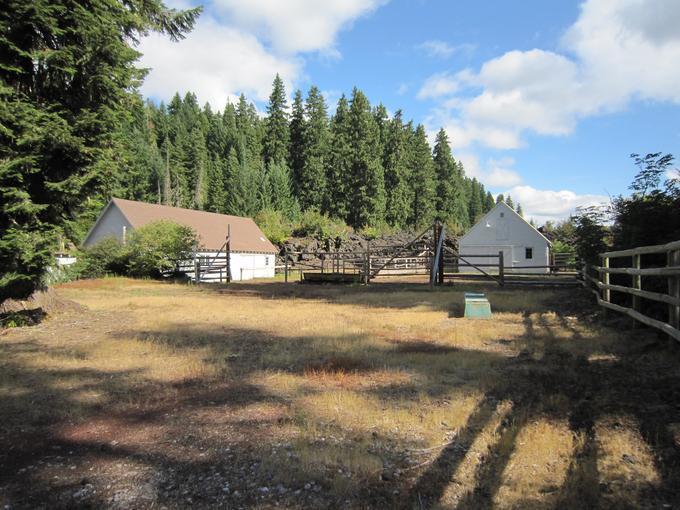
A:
[[2, 285, 680, 509]]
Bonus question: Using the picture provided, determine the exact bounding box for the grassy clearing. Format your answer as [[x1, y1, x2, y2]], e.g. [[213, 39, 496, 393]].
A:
[[1, 277, 679, 509]]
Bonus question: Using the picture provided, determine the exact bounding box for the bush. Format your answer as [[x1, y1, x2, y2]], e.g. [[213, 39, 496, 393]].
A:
[[255, 209, 293, 245], [126, 220, 198, 277], [76, 237, 130, 278], [359, 222, 396, 240], [293, 210, 351, 241]]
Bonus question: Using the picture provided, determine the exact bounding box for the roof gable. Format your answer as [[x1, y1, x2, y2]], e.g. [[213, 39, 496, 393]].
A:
[[86, 199, 277, 253], [460, 201, 551, 245]]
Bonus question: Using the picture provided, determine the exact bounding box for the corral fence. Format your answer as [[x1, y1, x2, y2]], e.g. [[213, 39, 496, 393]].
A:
[[579, 240, 680, 341], [282, 225, 434, 284]]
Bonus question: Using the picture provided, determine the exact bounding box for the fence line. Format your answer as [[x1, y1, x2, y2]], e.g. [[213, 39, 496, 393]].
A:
[[579, 239, 680, 341]]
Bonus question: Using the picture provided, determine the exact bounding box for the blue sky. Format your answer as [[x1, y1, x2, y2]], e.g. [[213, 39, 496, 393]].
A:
[[138, 0, 680, 223]]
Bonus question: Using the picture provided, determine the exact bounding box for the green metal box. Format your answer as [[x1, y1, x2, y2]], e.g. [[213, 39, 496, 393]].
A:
[[464, 292, 492, 319]]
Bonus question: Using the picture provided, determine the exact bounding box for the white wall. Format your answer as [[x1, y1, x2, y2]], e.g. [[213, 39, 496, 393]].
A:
[[83, 204, 131, 247], [181, 251, 275, 282], [459, 203, 550, 274]]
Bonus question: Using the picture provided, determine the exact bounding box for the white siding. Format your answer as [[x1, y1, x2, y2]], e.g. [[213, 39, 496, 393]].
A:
[[459, 203, 550, 274], [182, 251, 275, 282], [83, 204, 132, 247]]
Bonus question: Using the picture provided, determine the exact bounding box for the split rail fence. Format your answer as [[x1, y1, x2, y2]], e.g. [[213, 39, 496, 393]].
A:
[[579, 240, 680, 341]]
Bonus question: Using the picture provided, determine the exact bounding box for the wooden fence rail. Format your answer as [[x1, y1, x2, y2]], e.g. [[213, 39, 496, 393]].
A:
[[579, 239, 680, 341]]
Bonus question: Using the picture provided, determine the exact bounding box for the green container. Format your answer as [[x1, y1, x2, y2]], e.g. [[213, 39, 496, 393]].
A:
[[464, 292, 492, 319]]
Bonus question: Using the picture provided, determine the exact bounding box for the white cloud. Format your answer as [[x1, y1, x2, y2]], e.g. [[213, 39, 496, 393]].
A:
[[138, 18, 301, 109], [213, 0, 388, 54], [504, 185, 609, 224], [396, 83, 409, 95], [417, 40, 474, 59], [417, 72, 460, 99], [455, 154, 521, 188], [138, 1, 389, 109], [421, 0, 680, 150]]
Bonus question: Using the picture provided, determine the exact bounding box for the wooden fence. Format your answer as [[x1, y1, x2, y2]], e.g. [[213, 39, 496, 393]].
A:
[[579, 240, 680, 341]]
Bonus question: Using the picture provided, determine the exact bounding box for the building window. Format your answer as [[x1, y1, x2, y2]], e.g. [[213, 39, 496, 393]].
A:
[[525, 247, 533, 259], [265, 256, 269, 266], [500, 212, 504, 217]]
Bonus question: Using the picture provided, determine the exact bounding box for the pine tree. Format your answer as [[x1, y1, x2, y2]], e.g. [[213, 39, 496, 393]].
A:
[[408, 124, 437, 229], [263, 74, 289, 167], [299, 86, 329, 211], [325, 95, 352, 220], [383, 111, 411, 228], [227, 148, 259, 217], [267, 162, 299, 219], [506, 195, 515, 209], [288, 89, 306, 195], [496, 194, 505, 204], [432, 128, 467, 228], [468, 178, 483, 222], [347, 88, 386, 228], [516, 203, 524, 217], [485, 192, 495, 212]]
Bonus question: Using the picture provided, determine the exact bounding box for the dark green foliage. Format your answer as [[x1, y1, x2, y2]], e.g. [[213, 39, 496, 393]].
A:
[[408, 125, 437, 229], [346, 88, 386, 229], [324, 95, 352, 220], [505, 195, 515, 209], [288, 90, 306, 196], [383, 111, 411, 228], [485, 192, 495, 212], [266, 162, 299, 220], [433, 128, 467, 228], [298, 86, 329, 211], [263, 74, 289, 167], [516, 203, 523, 217], [75, 238, 131, 279], [496, 194, 505, 204], [468, 178, 483, 223], [572, 207, 609, 264], [0, 0, 199, 300]]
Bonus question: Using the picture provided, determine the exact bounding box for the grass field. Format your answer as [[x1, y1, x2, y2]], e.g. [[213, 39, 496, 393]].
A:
[[1, 277, 679, 509]]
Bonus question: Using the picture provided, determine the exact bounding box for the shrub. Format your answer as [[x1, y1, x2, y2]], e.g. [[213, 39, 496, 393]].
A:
[[76, 237, 130, 278], [359, 222, 396, 240], [255, 209, 293, 246], [126, 220, 198, 277], [293, 210, 351, 241]]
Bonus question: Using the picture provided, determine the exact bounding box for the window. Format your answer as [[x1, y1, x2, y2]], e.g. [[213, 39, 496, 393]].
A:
[[500, 212, 505, 218], [525, 247, 533, 259], [265, 256, 270, 266]]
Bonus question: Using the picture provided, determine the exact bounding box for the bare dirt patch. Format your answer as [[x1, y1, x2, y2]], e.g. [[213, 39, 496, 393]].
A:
[[1, 277, 679, 509]]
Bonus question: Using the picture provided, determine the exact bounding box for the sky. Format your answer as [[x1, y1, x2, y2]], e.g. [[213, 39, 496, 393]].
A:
[[138, 0, 680, 224]]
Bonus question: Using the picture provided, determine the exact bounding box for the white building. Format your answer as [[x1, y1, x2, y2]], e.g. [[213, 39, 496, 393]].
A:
[[458, 201, 551, 274], [83, 198, 278, 281]]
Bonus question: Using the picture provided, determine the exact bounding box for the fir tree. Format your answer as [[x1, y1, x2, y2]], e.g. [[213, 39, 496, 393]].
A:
[[288, 89, 306, 195], [263, 74, 289, 167], [299, 86, 329, 211], [408, 124, 437, 228], [485, 191, 495, 212], [325, 95, 352, 220], [347, 88, 386, 228], [468, 178, 483, 222], [516, 203, 524, 217], [506, 195, 515, 209], [432, 128, 466, 227], [383, 111, 411, 228], [496, 194, 505, 204], [267, 162, 299, 219]]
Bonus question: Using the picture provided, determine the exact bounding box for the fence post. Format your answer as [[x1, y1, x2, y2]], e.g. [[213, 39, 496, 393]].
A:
[[632, 253, 641, 328], [438, 227, 445, 285], [194, 258, 201, 284], [602, 255, 610, 317], [226, 224, 231, 283], [498, 250, 505, 287], [284, 248, 289, 283], [669, 249, 680, 338], [366, 241, 371, 284]]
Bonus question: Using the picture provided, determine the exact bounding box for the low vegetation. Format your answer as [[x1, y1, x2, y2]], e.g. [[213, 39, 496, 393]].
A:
[[1, 278, 679, 508]]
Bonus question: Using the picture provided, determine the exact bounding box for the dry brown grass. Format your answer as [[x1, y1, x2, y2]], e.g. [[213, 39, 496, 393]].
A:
[[1, 276, 679, 509]]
